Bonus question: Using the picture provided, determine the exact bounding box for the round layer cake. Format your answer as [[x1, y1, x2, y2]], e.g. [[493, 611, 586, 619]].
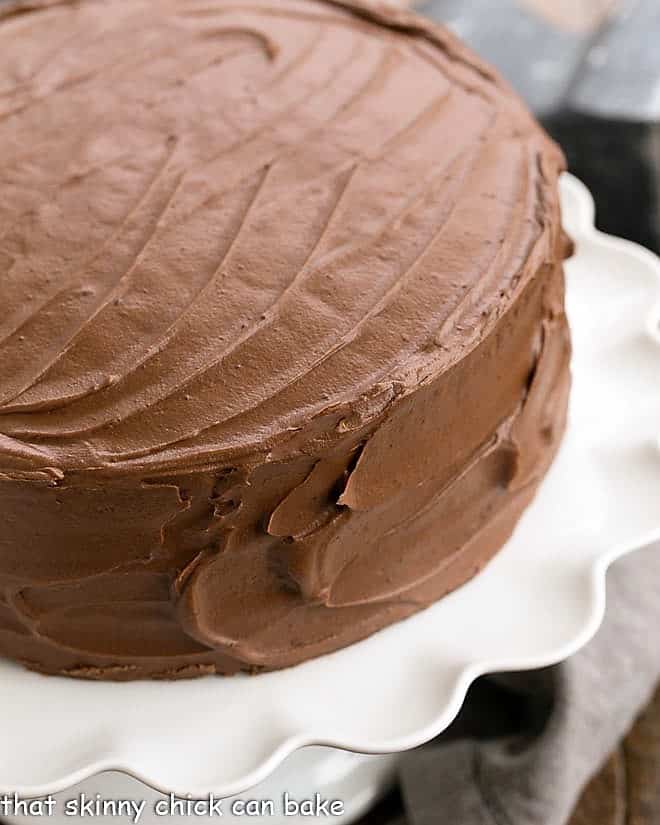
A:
[[0, 0, 571, 679]]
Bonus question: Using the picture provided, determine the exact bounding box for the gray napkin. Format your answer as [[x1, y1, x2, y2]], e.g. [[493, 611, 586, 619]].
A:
[[394, 543, 660, 825]]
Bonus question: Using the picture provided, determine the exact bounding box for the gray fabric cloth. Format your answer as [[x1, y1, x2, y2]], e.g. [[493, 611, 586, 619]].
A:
[[396, 543, 660, 824]]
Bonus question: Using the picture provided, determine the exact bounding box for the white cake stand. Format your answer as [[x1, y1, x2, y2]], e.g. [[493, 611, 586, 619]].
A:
[[2, 175, 660, 824]]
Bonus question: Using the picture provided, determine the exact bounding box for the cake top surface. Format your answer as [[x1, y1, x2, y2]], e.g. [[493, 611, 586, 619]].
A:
[[0, 0, 563, 477]]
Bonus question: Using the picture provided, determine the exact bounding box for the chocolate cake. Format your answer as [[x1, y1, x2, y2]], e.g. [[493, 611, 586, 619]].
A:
[[0, 0, 571, 680]]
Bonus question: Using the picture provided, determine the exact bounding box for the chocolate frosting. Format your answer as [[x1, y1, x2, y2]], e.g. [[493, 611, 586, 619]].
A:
[[0, 0, 571, 679]]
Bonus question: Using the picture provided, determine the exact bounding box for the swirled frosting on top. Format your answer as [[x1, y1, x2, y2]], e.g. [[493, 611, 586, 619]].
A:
[[0, 0, 571, 679], [0, 0, 563, 476]]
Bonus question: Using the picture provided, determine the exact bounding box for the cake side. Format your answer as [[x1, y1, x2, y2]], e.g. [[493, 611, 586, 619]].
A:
[[0, 0, 570, 679], [0, 254, 569, 679]]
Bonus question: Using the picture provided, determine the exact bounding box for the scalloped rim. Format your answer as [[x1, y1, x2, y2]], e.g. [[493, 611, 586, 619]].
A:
[[4, 174, 660, 800]]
